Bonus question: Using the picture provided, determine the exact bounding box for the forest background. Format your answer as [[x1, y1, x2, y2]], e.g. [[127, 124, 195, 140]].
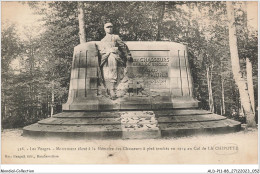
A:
[[1, 1, 258, 128]]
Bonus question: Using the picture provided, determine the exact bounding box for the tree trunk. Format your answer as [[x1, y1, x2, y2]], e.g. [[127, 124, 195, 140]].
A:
[[78, 2, 86, 43], [206, 66, 214, 113], [3, 96, 6, 119], [50, 81, 54, 117], [46, 92, 49, 117], [221, 78, 226, 115], [246, 58, 255, 114], [241, 1, 248, 34], [156, 2, 165, 41], [240, 100, 245, 117], [242, 2, 255, 115], [226, 1, 256, 127]]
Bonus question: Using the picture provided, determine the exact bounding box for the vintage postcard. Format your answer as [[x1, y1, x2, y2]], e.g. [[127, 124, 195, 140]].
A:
[[1, 1, 259, 173]]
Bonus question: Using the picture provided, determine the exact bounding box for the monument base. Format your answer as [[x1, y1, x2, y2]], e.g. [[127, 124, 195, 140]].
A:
[[22, 109, 241, 139]]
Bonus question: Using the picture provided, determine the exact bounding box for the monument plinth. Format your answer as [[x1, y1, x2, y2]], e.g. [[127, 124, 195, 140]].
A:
[[23, 41, 241, 139], [63, 41, 198, 111]]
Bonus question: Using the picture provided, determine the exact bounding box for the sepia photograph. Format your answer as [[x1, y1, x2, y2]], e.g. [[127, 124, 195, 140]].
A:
[[1, 0, 259, 173]]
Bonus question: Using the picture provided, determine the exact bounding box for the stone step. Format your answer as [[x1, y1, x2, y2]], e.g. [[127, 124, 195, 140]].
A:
[[53, 112, 122, 118], [38, 117, 157, 125], [159, 119, 241, 137], [53, 111, 155, 118], [154, 109, 211, 116], [171, 101, 198, 109], [23, 123, 122, 139], [38, 117, 121, 125], [157, 114, 226, 123], [53, 109, 212, 118], [23, 110, 241, 139], [41, 113, 226, 125]]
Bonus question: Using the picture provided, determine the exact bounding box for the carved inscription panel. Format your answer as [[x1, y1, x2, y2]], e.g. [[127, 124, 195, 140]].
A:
[[125, 50, 171, 97]]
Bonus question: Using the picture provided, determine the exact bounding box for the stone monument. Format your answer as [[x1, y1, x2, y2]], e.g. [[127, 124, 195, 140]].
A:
[[23, 23, 241, 139]]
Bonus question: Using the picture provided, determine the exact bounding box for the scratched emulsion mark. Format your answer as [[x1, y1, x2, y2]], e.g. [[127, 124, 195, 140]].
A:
[[213, 143, 239, 155]]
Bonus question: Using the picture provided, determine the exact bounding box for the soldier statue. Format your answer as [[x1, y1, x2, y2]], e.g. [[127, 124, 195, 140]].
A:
[[99, 22, 132, 100]]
